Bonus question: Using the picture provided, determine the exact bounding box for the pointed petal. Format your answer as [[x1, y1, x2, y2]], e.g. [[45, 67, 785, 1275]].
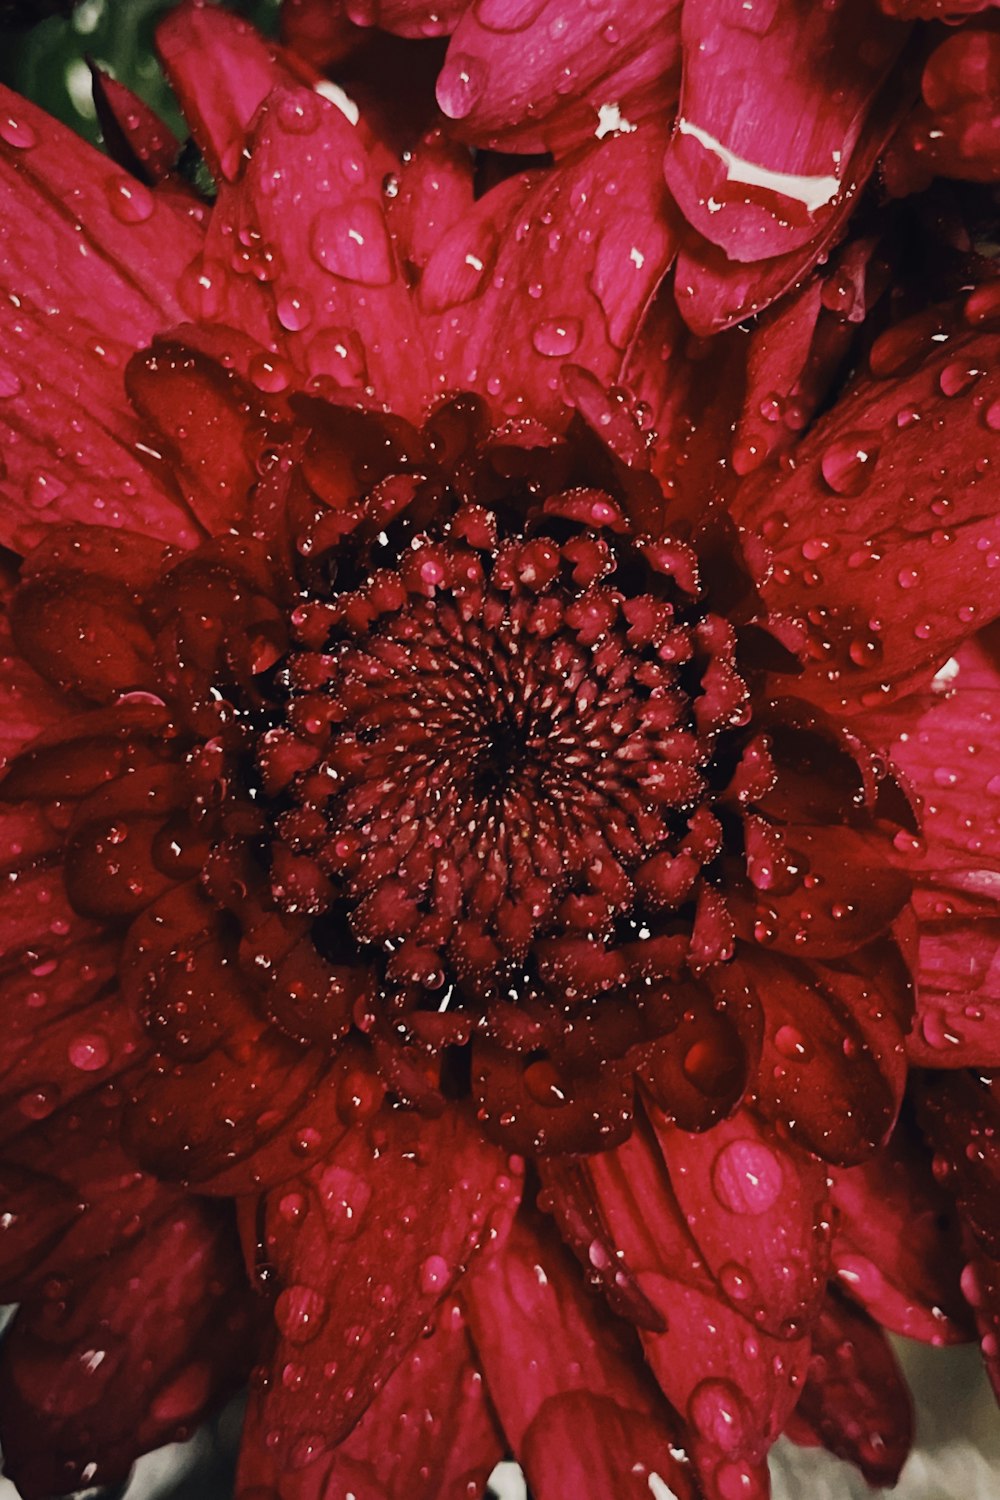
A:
[[462, 1210, 700, 1500], [731, 301, 1000, 717], [157, 1, 316, 181], [437, 123, 677, 424], [830, 1123, 973, 1345], [90, 66, 180, 185], [437, 0, 680, 154], [650, 1104, 831, 1339], [238, 1107, 520, 1476], [582, 1109, 810, 1497], [791, 1291, 913, 1487], [0, 1201, 253, 1500]]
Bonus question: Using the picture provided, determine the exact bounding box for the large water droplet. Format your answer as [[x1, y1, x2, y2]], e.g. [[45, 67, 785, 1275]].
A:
[[820, 434, 880, 496], [531, 317, 583, 358], [68, 1031, 111, 1072], [106, 174, 154, 224], [712, 1138, 783, 1215], [437, 53, 488, 120], [310, 201, 395, 286], [688, 1377, 751, 1454], [0, 114, 37, 149], [276, 289, 314, 333], [274, 1284, 327, 1345], [419, 1254, 451, 1295]]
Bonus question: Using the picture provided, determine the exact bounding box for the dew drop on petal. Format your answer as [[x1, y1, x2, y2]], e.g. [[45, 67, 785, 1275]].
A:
[[437, 53, 488, 120], [531, 317, 583, 358], [276, 290, 314, 333], [688, 1377, 751, 1453], [68, 1032, 111, 1072], [711, 1138, 783, 1216], [419, 1253, 450, 1294], [820, 434, 880, 496], [310, 202, 395, 286], [0, 114, 37, 149], [106, 174, 154, 224], [274, 1284, 328, 1345]]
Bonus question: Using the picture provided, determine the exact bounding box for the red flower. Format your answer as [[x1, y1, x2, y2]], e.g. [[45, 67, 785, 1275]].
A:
[[0, 6, 999, 1500]]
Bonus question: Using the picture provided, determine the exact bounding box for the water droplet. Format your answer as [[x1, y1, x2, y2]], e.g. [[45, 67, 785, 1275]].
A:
[[939, 360, 981, 398], [276, 91, 322, 136], [274, 1284, 327, 1345], [419, 1254, 450, 1295], [249, 353, 292, 393], [712, 1138, 783, 1215], [820, 434, 880, 496], [68, 1032, 111, 1072], [276, 290, 314, 333], [530, 317, 582, 358], [688, 1377, 751, 1454], [437, 53, 487, 120], [0, 114, 37, 149], [106, 174, 154, 224], [27, 470, 67, 509], [774, 1024, 811, 1061], [310, 201, 395, 286]]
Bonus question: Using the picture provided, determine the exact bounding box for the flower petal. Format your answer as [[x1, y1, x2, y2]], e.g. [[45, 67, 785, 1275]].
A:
[[157, 1, 316, 182], [462, 1210, 700, 1500], [885, 27, 1000, 196], [237, 1107, 520, 1476], [437, 0, 681, 155], [790, 1291, 913, 1487], [89, 66, 180, 186], [665, 0, 906, 263], [732, 302, 1000, 717], [0, 1200, 253, 1500], [650, 1103, 831, 1339], [581, 1108, 811, 1498], [437, 123, 677, 423], [830, 1122, 973, 1345]]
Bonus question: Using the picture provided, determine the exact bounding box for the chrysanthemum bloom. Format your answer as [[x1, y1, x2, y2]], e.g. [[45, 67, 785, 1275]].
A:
[[0, 5, 999, 1500]]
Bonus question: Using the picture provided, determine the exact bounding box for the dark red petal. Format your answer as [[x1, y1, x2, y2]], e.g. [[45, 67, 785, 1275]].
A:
[[650, 1104, 831, 1339], [157, 1, 317, 181], [437, 0, 680, 155], [732, 306, 1000, 717], [462, 1210, 699, 1500], [829, 1125, 972, 1345], [238, 1295, 502, 1500], [582, 1109, 810, 1498], [736, 947, 905, 1166], [885, 28, 1000, 195], [0, 1200, 253, 1500], [348, 0, 465, 37], [439, 123, 677, 424], [665, 0, 906, 263], [0, 1162, 79, 1293], [238, 1106, 520, 1474], [791, 1291, 913, 1488]]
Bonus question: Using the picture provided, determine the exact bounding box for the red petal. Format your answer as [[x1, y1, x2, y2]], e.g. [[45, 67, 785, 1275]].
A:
[[438, 124, 677, 424], [0, 1200, 253, 1499], [583, 1108, 810, 1497], [732, 305, 1000, 717], [665, 0, 906, 263], [157, 1, 317, 181], [89, 66, 180, 185], [462, 1210, 700, 1500], [791, 1291, 913, 1487], [237, 1297, 502, 1500], [885, 28, 1000, 195], [349, 0, 465, 37], [237, 1106, 519, 1474], [736, 947, 904, 1166], [830, 1124, 973, 1345], [200, 85, 430, 418], [386, 123, 474, 272], [650, 1104, 831, 1339], [437, 0, 680, 155]]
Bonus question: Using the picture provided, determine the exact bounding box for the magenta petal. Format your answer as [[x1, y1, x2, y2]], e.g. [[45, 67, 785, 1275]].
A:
[[157, 1, 315, 181], [438, 123, 677, 423], [437, 0, 680, 154], [666, 0, 906, 263], [0, 1201, 253, 1500], [584, 1110, 810, 1497], [830, 1127, 972, 1345], [732, 305, 1000, 717]]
